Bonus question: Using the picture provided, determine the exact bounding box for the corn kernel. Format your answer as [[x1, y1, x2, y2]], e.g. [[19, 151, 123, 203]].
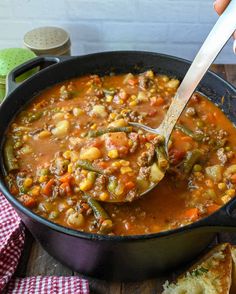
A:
[[119, 160, 130, 166], [30, 186, 40, 197], [39, 175, 48, 183], [106, 95, 113, 102], [226, 188, 235, 197], [23, 177, 33, 188], [221, 194, 231, 204], [150, 88, 155, 94], [120, 167, 132, 174], [218, 182, 226, 191], [128, 139, 133, 147], [90, 123, 97, 130], [131, 95, 137, 100], [118, 99, 124, 105], [109, 113, 117, 120], [108, 149, 119, 159], [121, 109, 129, 114], [67, 163, 73, 173], [63, 150, 71, 159], [129, 100, 137, 106], [100, 192, 109, 201], [79, 179, 93, 191], [112, 161, 121, 168]]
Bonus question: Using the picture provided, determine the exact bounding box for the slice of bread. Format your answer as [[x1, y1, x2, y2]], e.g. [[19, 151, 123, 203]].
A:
[[162, 243, 232, 294]]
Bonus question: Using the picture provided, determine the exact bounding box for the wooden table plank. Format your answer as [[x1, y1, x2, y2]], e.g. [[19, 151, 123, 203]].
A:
[[17, 64, 236, 294], [26, 241, 72, 276]]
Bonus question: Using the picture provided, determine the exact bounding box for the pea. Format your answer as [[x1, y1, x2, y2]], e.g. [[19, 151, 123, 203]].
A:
[[193, 164, 202, 172], [197, 120, 204, 128], [225, 146, 231, 152]]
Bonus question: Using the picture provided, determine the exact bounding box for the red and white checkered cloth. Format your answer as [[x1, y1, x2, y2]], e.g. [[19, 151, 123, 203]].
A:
[[0, 193, 89, 294]]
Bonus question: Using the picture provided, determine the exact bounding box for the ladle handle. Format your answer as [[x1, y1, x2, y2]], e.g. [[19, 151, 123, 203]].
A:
[[158, 0, 236, 143]]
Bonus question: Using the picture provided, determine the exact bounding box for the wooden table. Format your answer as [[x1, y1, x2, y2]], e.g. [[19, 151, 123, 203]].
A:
[[15, 64, 236, 294]]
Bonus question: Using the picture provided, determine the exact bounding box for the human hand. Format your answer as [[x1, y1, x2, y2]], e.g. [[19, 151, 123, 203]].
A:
[[214, 0, 236, 53]]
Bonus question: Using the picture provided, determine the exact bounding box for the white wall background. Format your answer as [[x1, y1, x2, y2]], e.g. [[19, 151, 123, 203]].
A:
[[0, 0, 235, 63]]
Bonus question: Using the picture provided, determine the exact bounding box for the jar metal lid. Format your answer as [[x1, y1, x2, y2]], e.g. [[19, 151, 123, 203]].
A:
[[24, 26, 71, 55]]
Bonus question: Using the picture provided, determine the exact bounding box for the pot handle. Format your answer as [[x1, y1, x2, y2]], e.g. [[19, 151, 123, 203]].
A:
[[199, 198, 236, 232], [6, 55, 70, 95]]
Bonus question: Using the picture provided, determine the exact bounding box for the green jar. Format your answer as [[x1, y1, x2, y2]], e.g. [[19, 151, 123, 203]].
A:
[[0, 48, 37, 102]]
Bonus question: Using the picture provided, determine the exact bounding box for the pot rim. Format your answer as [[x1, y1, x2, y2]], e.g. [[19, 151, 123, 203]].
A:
[[1, 50, 236, 242]]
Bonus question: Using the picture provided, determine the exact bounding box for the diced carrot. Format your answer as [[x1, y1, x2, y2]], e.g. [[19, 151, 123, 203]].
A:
[[207, 204, 220, 215], [125, 181, 135, 190], [42, 179, 55, 196], [60, 182, 72, 195], [231, 173, 236, 184], [59, 173, 72, 183], [155, 97, 165, 106], [18, 194, 37, 208], [183, 208, 199, 221], [97, 161, 108, 169]]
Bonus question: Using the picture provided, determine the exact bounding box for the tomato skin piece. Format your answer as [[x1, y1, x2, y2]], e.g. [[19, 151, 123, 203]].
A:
[[169, 149, 185, 165]]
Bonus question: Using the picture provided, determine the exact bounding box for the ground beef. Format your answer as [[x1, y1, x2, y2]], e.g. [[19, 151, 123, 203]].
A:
[[128, 132, 139, 153], [137, 145, 155, 167], [138, 166, 151, 179], [217, 147, 228, 164]]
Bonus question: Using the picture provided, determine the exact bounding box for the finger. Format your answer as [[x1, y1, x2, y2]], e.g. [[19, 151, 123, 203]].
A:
[[234, 32, 236, 53], [214, 0, 231, 15]]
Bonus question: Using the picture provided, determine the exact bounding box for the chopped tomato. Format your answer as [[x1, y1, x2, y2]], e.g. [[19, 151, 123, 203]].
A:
[[18, 194, 37, 208], [183, 208, 199, 222]]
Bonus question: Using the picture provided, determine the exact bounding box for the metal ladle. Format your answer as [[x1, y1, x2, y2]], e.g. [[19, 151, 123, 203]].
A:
[[126, 0, 236, 198]]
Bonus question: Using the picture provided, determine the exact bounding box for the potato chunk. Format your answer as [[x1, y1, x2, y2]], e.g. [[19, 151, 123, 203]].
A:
[[52, 120, 70, 137], [80, 147, 102, 161]]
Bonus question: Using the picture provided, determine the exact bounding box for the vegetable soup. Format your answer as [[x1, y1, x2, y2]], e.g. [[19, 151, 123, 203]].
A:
[[4, 71, 236, 235]]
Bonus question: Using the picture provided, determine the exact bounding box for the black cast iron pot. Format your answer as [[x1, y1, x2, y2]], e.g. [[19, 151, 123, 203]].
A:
[[1, 51, 236, 281]]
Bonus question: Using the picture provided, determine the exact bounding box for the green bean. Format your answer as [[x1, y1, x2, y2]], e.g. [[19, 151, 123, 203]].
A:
[[27, 111, 43, 123], [4, 138, 19, 172], [84, 195, 113, 234], [87, 126, 133, 138], [183, 149, 203, 174], [76, 160, 104, 174], [175, 124, 204, 142], [107, 178, 118, 193], [155, 146, 169, 170]]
